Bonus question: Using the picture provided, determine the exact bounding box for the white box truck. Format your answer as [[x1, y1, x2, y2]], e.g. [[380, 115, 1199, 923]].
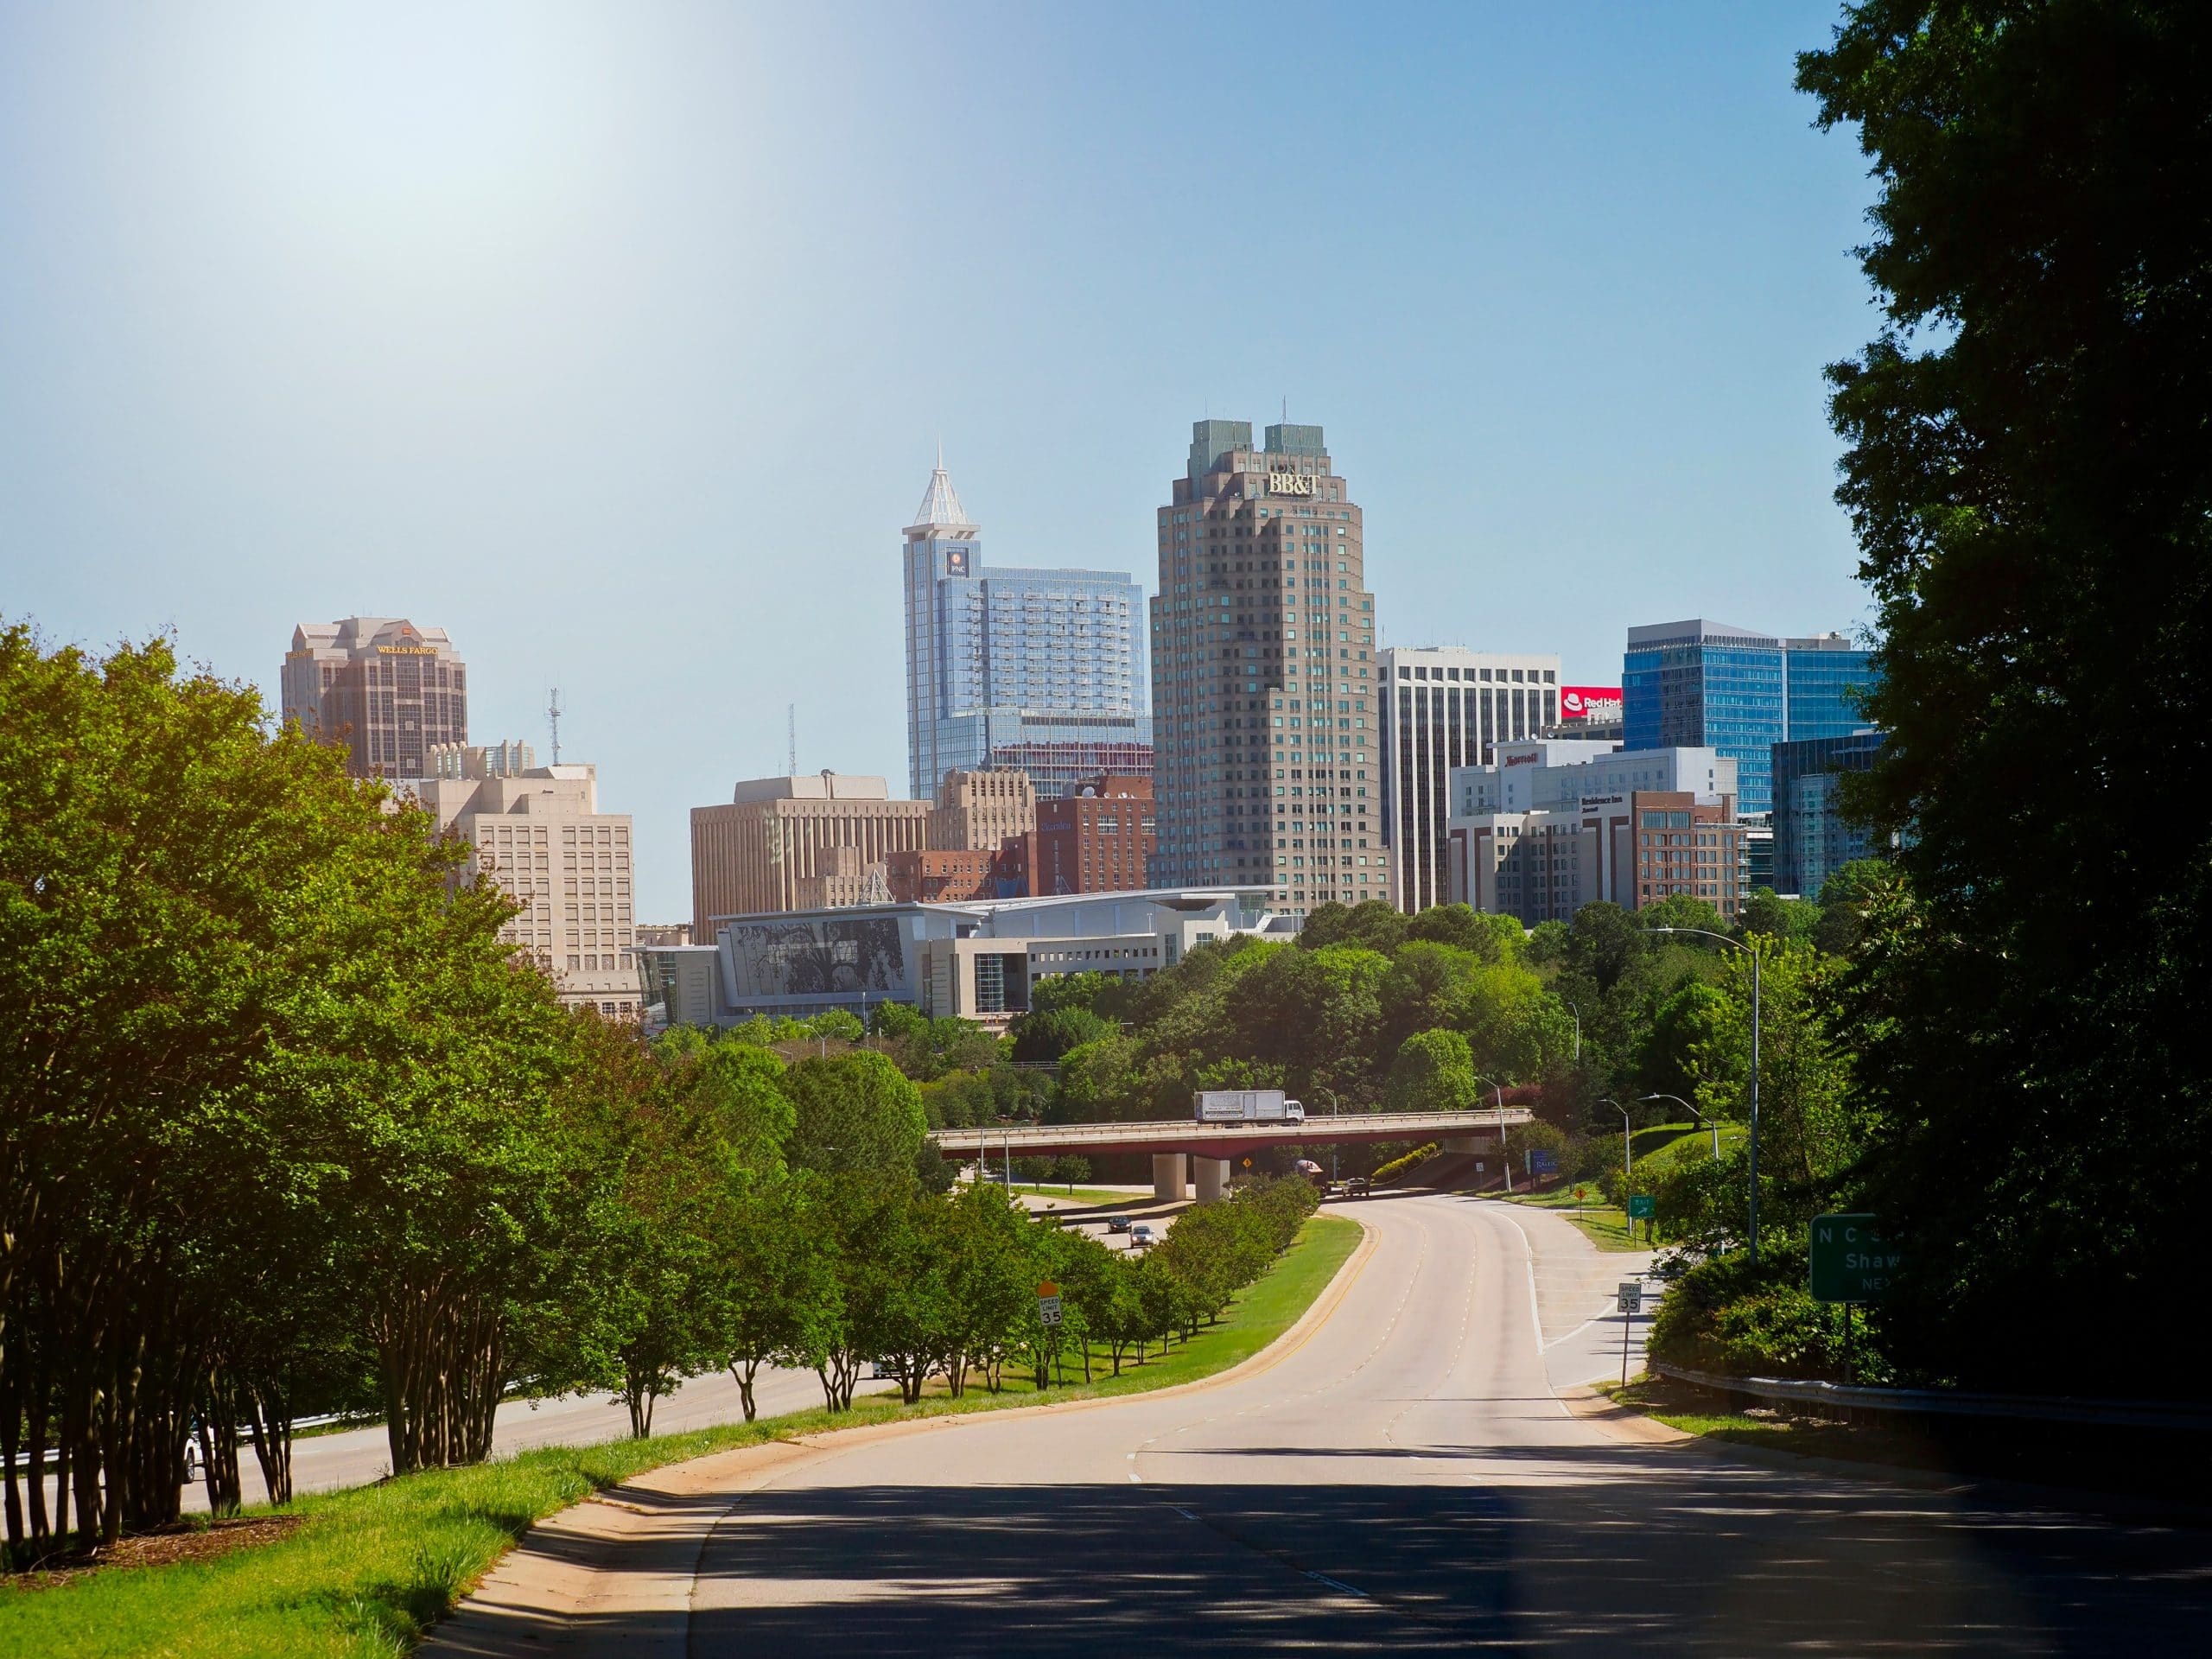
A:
[[1193, 1090, 1306, 1124]]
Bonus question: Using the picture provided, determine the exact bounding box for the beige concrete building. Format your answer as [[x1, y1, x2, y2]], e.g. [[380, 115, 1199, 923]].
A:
[[283, 617, 467, 779], [689, 772, 929, 938], [1148, 421, 1389, 918], [409, 750, 640, 1016], [929, 767, 1036, 852]]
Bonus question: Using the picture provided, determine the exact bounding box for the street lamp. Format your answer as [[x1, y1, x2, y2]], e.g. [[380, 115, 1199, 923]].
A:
[[1650, 927, 1763, 1264], [1474, 1075, 1512, 1193], [1640, 1092, 1719, 1162], [1562, 999, 1582, 1065], [1317, 1086, 1341, 1183], [1598, 1096, 1633, 1196]]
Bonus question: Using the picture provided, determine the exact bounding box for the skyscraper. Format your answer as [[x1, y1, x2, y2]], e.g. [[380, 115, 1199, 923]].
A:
[[901, 459, 1150, 804], [1379, 645, 1565, 913], [282, 617, 467, 779], [1771, 729, 1885, 897], [1621, 620, 1875, 815], [1148, 419, 1388, 916]]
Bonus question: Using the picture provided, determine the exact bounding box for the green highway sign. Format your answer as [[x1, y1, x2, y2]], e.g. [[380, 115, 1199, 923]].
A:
[[1809, 1213, 1901, 1303], [1627, 1194, 1656, 1219]]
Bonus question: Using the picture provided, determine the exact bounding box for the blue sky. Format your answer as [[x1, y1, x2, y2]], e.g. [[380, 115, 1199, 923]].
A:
[[0, 2, 1879, 920]]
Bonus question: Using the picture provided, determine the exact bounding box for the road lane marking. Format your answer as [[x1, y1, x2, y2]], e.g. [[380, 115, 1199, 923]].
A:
[[1306, 1571, 1370, 1599]]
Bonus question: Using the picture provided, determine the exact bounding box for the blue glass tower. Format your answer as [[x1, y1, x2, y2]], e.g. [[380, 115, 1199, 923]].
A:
[[1771, 730, 1885, 896], [1621, 621, 1874, 816], [902, 459, 1151, 803]]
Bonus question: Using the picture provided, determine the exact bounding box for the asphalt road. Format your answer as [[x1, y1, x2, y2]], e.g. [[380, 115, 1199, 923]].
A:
[[168, 1362, 896, 1514], [616, 1191, 2209, 1655]]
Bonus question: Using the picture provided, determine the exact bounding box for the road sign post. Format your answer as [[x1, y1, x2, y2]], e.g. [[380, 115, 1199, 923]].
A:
[[1617, 1280, 1644, 1386], [1808, 1214, 1899, 1304], [1036, 1281, 1063, 1326], [1627, 1192, 1656, 1243]]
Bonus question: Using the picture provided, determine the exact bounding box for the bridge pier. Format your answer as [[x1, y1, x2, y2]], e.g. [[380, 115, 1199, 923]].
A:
[[1150, 1153, 1186, 1203], [1193, 1156, 1230, 1203]]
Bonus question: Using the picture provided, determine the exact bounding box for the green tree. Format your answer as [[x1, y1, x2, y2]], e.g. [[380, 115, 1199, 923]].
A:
[[1796, 2, 2212, 1390], [1383, 1029, 1481, 1115], [711, 1177, 834, 1421], [783, 1052, 930, 1178], [1296, 899, 1408, 954], [1403, 903, 1522, 961], [1008, 1005, 1113, 1065], [1738, 887, 1821, 945]]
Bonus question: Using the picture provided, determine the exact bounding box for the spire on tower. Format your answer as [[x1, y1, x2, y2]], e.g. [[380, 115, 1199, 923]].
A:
[[908, 449, 978, 531]]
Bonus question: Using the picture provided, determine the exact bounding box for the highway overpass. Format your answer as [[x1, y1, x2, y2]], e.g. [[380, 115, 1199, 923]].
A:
[[932, 1109, 1533, 1200]]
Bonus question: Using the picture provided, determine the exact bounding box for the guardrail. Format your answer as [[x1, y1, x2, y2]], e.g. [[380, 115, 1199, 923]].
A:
[[1651, 1362, 2212, 1433]]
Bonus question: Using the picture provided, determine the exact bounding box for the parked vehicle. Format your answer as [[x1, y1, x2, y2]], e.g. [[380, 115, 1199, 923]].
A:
[[1105, 1215, 1133, 1233], [1193, 1089, 1306, 1124]]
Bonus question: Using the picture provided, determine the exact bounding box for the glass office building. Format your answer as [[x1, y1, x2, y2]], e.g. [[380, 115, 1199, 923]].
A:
[[1622, 621, 1874, 815], [902, 461, 1151, 803], [1771, 730, 1885, 897]]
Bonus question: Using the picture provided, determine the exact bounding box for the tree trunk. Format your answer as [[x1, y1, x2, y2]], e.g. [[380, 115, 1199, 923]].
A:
[[244, 1381, 294, 1506], [1, 1382, 22, 1555], [728, 1358, 760, 1423]]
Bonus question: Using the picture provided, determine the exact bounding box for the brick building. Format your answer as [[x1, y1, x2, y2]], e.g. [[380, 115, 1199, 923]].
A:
[[887, 848, 1016, 904], [1027, 774, 1156, 897]]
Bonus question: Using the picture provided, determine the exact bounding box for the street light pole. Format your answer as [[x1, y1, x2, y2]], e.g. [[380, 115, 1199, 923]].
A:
[[1599, 1096, 1632, 1198], [1640, 1092, 1719, 1162], [1563, 999, 1581, 1065], [1475, 1075, 1511, 1193], [1319, 1086, 1341, 1184], [1652, 927, 1762, 1265]]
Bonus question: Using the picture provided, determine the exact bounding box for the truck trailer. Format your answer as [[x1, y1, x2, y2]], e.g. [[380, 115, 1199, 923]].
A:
[[1193, 1090, 1306, 1124]]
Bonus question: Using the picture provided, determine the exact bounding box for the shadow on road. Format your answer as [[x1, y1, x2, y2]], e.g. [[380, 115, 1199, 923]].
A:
[[442, 1456, 2212, 1656]]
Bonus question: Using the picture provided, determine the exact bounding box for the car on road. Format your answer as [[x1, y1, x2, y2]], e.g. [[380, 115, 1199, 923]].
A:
[[1128, 1224, 1156, 1249], [1345, 1177, 1372, 1199], [1104, 1215, 1133, 1233]]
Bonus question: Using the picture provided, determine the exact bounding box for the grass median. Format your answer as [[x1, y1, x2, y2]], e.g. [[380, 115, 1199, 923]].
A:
[[1505, 1183, 1649, 1252], [0, 1214, 1362, 1659]]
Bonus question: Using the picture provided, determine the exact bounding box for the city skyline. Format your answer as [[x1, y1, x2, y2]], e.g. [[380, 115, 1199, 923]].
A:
[[0, 3, 1878, 922]]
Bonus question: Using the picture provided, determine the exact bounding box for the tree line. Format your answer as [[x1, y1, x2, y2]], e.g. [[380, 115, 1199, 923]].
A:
[[0, 626, 1326, 1567]]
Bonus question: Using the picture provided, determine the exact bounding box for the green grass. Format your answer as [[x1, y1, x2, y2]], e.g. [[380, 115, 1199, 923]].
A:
[[1003, 1184, 1147, 1207], [0, 1215, 1362, 1657], [1505, 1183, 1650, 1252], [1600, 1376, 1962, 1475]]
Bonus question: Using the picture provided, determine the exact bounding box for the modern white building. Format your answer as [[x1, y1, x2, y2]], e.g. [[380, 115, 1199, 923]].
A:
[[1444, 743, 1745, 925], [1452, 741, 1735, 817], [640, 887, 1285, 1030], [1379, 646, 1564, 912]]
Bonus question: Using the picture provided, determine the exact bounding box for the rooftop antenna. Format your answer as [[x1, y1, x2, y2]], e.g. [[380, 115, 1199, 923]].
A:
[[546, 686, 563, 765], [787, 702, 797, 775]]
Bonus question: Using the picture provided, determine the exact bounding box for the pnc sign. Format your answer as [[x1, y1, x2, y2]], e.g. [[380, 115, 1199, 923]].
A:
[[1267, 472, 1317, 496]]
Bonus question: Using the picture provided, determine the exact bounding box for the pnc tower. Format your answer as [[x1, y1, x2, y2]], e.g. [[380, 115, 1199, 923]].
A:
[[901, 457, 1151, 804], [1147, 420, 1388, 916]]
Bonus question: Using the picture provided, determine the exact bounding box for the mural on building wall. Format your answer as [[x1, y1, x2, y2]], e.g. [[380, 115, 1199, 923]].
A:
[[728, 917, 906, 995]]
